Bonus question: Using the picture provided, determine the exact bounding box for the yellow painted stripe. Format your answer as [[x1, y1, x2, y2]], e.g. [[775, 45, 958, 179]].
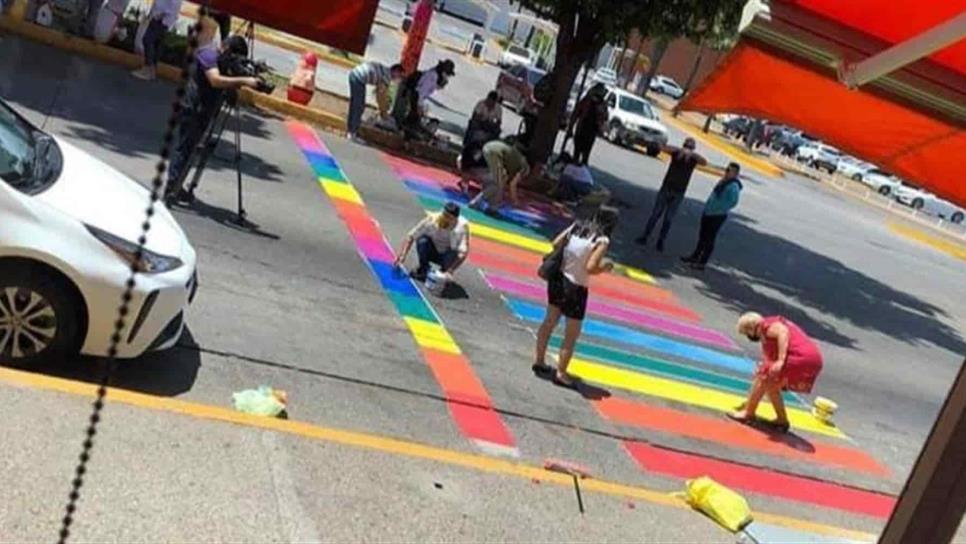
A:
[[565, 357, 847, 440], [403, 317, 461, 354], [888, 222, 966, 261], [469, 222, 553, 254], [0, 366, 873, 542], [613, 263, 657, 285], [321, 180, 363, 205]]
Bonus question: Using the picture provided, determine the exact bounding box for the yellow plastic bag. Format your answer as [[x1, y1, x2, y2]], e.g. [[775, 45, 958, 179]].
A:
[[685, 477, 753, 532]]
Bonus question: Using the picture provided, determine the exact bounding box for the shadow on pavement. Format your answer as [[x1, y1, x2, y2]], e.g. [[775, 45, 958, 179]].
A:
[[589, 160, 966, 354], [18, 328, 202, 397], [169, 198, 281, 240]]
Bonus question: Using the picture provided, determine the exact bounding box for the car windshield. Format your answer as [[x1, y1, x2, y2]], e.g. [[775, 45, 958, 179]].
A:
[[619, 95, 657, 119], [526, 68, 546, 86], [508, 45, 530, 57], [0, 101, 62, 195]]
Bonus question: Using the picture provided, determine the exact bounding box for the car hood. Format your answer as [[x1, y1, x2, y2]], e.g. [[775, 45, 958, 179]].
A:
[[620, 113, 666, 133], [34, 138, 191, 258]]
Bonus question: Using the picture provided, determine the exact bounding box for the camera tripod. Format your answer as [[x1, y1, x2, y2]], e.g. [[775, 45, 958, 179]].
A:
[[177, 95, 253, 227]]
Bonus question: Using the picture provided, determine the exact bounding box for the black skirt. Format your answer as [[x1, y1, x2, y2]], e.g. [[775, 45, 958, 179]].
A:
[[547, 274, 589, 320]]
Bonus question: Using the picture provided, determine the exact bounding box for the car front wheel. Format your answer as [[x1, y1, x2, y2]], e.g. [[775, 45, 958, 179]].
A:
[[878, 185, 891, 196], [646, 144, 661, 157], [851, 173, 862, 181], [0, 262, 84, 367], [952, 212, 964, 224], [607, 123, 622, 145], [912, 198, 925, 210]]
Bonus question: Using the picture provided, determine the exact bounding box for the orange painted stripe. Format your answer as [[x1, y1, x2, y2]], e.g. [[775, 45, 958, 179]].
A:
[[421, 348, 492, 402], [470, 250, 701, 322], [472, 238, 676, 303], [595, 396, 889, 477]]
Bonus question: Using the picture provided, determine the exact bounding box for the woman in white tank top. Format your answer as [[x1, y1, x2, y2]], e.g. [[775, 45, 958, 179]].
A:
[[534, 208, 619, 386]]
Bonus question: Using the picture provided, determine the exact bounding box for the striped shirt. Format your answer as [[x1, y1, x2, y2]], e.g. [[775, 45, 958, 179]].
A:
[[351, 62, 392, 87]]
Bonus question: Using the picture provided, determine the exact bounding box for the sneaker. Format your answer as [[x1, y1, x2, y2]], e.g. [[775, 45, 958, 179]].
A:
[[131, 66, 156, 80], [408, 268, 427, 281], [350, 134, 367, 145]]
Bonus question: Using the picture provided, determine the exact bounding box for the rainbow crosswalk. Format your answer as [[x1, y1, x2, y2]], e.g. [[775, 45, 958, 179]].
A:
[[380, 151, 897, 520], [286, 121, 517, 457]]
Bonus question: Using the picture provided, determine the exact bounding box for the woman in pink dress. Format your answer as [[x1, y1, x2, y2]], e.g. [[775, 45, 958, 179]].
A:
[[728, 312, 824, 433]]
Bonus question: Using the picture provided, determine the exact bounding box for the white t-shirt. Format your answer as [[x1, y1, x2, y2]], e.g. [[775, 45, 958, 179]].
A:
[[562, 164, 594, 187], [409, 214, 469, 254], [562, 233, 608, 287], [417, 70, 440, 102]]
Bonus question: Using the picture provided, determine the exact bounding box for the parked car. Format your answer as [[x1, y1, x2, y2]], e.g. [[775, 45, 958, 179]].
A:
[[836, 157, 876, 180], [796, 142, 843, 173], [602, 88, 668, 156], [893, 185, 966, 223], [860, 169, 903, 195], [499, 44, 535, 68], [496, 64, 546, 112], [592, 67, 618, 87], [649, 75, 684, 99], [0, 98, 197, 366], [769, 127, 807, 156]]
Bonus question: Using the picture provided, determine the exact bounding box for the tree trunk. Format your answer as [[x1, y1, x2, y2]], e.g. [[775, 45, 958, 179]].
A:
[[703, 114, 714, 133], [627, 33, 644, 92], [528, 10, 597, 165], [560, 56, 593, 154], [682, 39, 706, 94], [640, 37, 669, 95]]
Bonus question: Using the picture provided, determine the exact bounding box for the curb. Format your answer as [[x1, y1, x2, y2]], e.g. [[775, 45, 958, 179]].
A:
[[1, 16, 347, 135]]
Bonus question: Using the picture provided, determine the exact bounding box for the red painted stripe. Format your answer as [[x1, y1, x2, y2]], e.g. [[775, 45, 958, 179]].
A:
[[470, 250, 701, 322], [422, 348, 515, 447], [473, 238, 676, 303], [624, 442, 896, 518], [596, 397, 889, 477]]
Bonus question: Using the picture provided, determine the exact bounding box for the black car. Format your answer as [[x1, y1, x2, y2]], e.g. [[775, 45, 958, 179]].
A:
[[722, 116, 752, 139]]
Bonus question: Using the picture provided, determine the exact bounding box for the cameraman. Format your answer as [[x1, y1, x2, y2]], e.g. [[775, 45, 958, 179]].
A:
[[166, 16, 261, 203]]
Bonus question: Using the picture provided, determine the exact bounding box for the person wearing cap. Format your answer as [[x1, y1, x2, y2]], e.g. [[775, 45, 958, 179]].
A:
[[636, 137, 708, 252], [729, 312, 825, 434], [347, 61, 405, 143], [394, 202, 470, 281]]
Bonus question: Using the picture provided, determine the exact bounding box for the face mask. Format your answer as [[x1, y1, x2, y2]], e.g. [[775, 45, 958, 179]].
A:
[[746, 333, 761, 342]]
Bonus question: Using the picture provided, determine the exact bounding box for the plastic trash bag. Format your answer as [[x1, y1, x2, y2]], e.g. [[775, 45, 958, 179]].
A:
[[232, 386, 288, 417], [685, 476, 753, 532]]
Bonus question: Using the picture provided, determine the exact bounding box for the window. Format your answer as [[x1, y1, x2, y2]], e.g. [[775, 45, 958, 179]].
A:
[[0, 100, 62, 195]]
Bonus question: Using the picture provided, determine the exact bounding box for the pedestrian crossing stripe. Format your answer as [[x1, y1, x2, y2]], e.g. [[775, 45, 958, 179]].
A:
[[563, 356, 847, 440], [404, 317, 461, 354], [614, 264, 656, 285], [321, 180, 364, 204]]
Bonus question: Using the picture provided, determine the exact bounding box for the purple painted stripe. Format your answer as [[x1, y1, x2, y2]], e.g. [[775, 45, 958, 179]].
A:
[[484, 272, 738, 351]]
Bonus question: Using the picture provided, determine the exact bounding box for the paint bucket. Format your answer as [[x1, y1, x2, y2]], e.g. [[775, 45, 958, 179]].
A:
[[425, 265, 447, 296], [812, 396, 838, 424]]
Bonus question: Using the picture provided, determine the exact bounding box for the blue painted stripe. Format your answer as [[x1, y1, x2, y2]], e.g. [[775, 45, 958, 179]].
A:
[[370, 260, 421, 298], [506, 298, 754, 374]]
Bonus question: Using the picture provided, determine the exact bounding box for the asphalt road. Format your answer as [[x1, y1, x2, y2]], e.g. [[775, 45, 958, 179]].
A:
[[1, 28, 965, 543]]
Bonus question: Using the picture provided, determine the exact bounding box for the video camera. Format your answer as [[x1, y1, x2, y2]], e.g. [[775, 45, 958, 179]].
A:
[[218, 36, 276, 95]]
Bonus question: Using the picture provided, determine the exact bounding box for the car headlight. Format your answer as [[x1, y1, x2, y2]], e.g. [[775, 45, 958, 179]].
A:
[[85, 224, 183, 274]]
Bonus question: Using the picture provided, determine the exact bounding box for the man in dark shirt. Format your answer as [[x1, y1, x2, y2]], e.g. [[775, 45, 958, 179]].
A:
[[635, 137, 707, 252]]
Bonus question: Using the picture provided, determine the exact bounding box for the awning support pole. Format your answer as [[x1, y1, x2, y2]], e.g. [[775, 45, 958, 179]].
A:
[[839, 11, 966, 88]]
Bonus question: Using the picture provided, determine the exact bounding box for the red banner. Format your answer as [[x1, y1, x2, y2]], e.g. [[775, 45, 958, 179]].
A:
[[210, 0, 379, 54]]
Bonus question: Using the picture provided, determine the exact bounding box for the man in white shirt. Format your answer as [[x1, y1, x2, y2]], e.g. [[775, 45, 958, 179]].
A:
[[394, 202, 470, 281], [132, 0, 184, 80]]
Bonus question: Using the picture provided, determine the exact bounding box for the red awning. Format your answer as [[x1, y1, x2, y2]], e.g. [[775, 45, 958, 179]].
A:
[[680, 0, 966, 206], [212, 0, 379, 54]]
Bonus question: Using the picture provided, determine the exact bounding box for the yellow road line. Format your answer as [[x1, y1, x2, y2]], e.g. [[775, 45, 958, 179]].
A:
[[566, 357, 847, 440], [888, 222, 966, 261], [612, 263, 657, 285], [0, 366, 873, 542]]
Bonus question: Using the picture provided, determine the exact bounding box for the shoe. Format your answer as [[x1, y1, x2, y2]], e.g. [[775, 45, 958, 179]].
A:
[[174, 188, 195, 204], [408, 268, 427, 281], [131, 67, 156, 80]]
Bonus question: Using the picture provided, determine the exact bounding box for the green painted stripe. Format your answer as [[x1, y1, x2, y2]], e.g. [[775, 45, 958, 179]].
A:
[[387, 291, 438, 323], [550, 337, 807, 407], [416, 195, 547, 241], [316, 164, 348, 183]]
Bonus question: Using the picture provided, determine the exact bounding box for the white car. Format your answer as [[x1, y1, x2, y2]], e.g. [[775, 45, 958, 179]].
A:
[[649, 75, 684, 99], [836, 157, 876, 180], [602, 88, 668, 156], [860, 168, 903, 196], [499, 44, 535, 68], [0, 99, 197, 366], [893, 185, 966, 224], [592, 67, 618, 87], [796, 142, 843, 173]]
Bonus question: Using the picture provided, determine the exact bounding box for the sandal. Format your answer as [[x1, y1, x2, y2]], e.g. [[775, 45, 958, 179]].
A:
[[531, 362, 553, 374], [726, 411, 754, 425], [552, 372, 577, 389]]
